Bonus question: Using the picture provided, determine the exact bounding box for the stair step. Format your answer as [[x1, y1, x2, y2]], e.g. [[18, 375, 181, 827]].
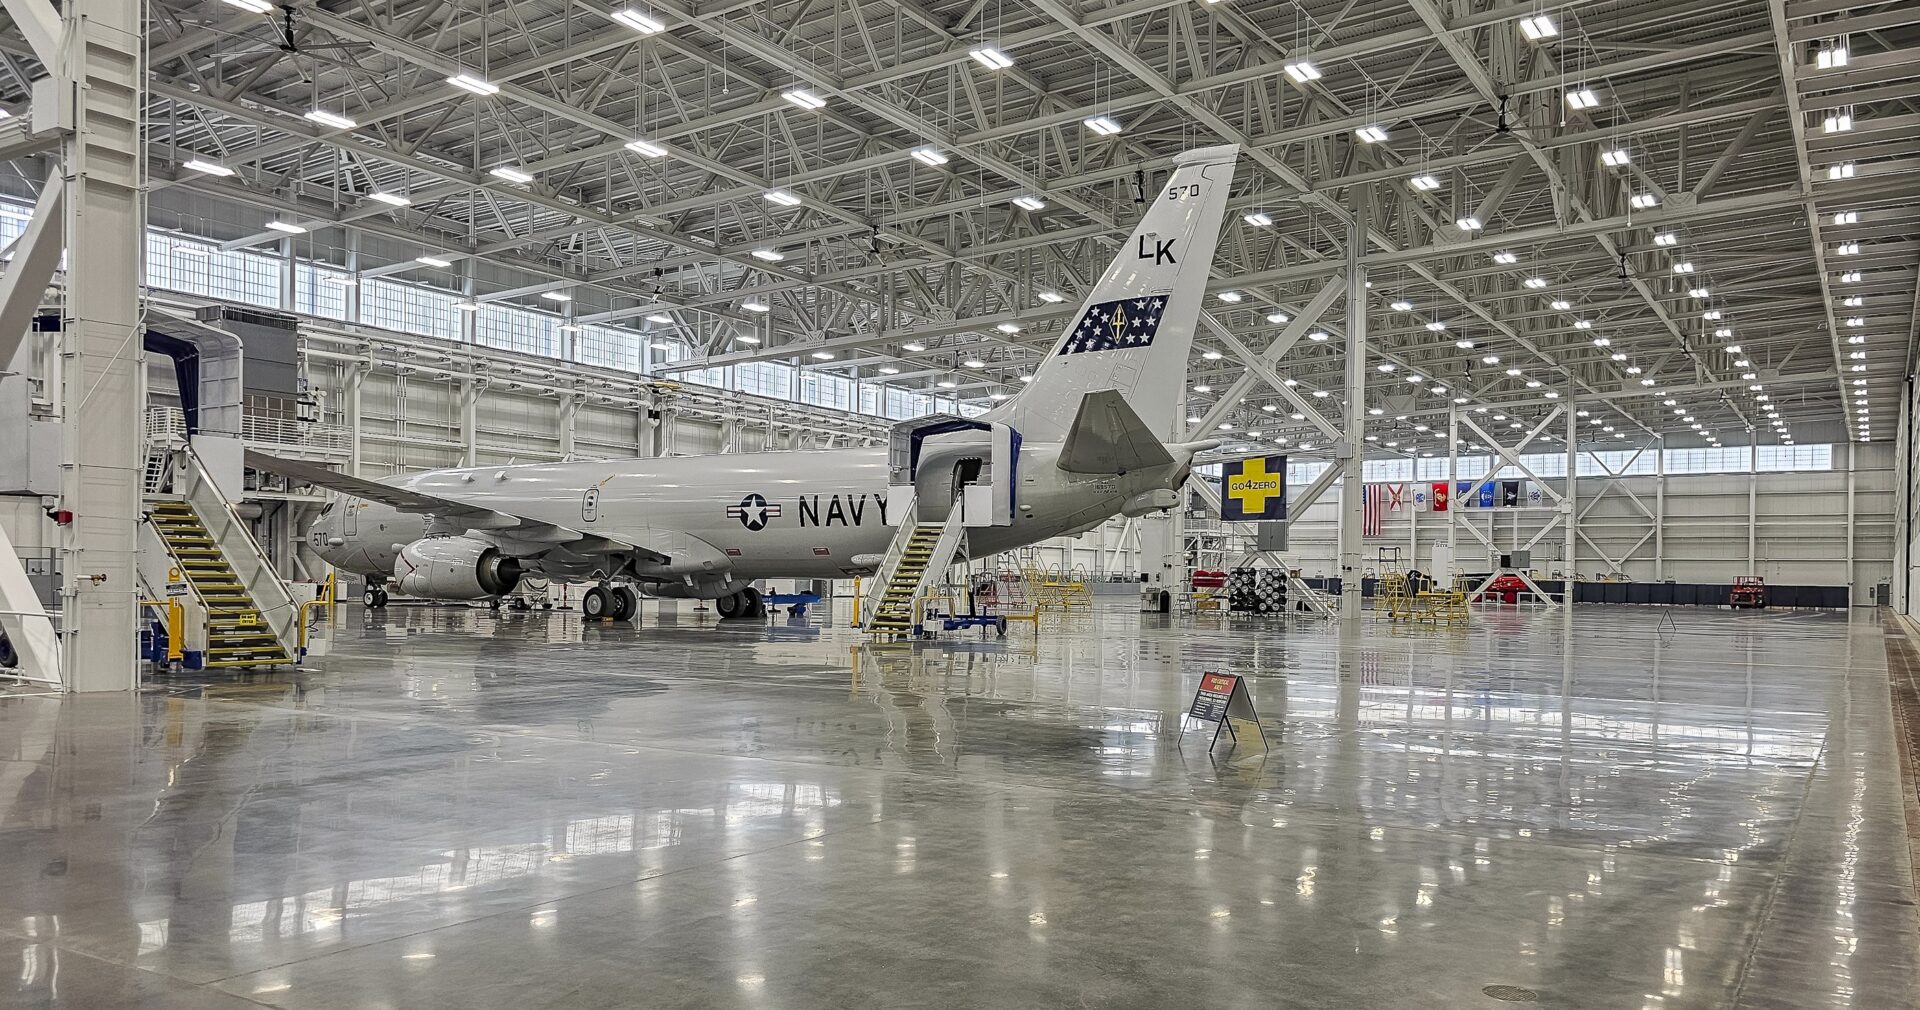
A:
[[205, 658, 295, 668]]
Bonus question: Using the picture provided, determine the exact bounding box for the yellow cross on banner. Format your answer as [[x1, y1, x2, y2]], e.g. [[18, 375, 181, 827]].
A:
[[1225, 456, 1285, 517]]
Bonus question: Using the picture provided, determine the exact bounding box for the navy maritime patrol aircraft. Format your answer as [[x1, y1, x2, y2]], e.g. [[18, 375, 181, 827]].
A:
[[257, 144, 1240, 620]]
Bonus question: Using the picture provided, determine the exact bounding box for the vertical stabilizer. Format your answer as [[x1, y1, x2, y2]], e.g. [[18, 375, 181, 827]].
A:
[[984, 144, 1239, 442]]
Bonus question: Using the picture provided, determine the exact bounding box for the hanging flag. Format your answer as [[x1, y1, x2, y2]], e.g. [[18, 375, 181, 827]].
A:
[[1431, 482, 1450, 511], [1477, 482, 1496, 508], [1527, 486, 1544, 506], [1502, 480, 1521, 507], [1456, 481, 1475, 507], [1384, 482, 1407, 513], [1363, 484, 1384, 537]]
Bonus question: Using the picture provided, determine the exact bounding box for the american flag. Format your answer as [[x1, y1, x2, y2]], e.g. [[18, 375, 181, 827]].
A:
[[1363, 483, 1384, 537], [1057, 294, 1170, 355]]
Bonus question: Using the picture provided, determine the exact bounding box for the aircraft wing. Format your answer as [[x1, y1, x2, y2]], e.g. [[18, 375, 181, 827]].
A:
[[246, 450, 669, 564], [1056, 389, 1175, 474]]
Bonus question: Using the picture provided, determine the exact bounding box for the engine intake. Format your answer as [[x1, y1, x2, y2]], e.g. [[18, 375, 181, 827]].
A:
[[393, 536, 524, 600]]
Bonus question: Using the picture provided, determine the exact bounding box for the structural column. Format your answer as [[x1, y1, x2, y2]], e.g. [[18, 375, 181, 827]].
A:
[[1337, 207, 1367, 620], [57, 0, 143, 691], [1564, 389, 1577, 585]]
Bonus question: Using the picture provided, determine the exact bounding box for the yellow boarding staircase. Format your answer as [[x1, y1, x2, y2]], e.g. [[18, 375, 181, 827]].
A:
[[861, 518, 967, 637], [143, 446, 301, 669], [147, 501, 293, 668]]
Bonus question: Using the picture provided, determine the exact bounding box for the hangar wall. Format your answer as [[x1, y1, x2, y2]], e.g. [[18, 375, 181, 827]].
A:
[[1262, 442, 1895, 601]]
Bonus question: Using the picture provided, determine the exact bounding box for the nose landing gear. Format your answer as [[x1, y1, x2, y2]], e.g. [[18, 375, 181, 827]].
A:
[[362, 579, 390, 609]]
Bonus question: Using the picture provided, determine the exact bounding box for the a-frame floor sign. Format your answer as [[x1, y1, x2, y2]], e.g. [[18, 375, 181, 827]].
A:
[[1179, 672, 1268, 753]]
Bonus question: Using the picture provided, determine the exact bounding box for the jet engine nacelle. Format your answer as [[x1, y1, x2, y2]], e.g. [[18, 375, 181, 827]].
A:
[[393, 536, 524, 600]]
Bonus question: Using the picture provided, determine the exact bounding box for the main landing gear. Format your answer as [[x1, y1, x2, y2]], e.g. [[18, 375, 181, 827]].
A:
[[363, 579, 390, 609], [714, 586, 766, 620], [582, 583, 639, 622]]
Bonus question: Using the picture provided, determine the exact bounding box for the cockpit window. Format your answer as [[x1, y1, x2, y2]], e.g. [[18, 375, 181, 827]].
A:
[[318, 501, 335, 517]]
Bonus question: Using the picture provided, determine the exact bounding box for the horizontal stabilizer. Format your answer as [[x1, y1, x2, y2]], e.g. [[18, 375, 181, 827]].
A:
[[1057, 390, 1175, 474]]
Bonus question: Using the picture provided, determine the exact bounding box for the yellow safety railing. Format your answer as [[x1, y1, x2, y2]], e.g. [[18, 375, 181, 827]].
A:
[[138, 598, 184, 663], [297, 573, 339, 659]]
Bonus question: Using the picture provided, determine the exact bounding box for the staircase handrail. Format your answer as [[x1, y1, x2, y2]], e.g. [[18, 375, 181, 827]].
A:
[[174, 446, 301, 651]]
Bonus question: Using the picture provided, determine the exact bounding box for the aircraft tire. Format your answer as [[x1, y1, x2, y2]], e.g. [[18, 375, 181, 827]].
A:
[[612, 586, 639, 621], [582, 585, 612, 620], [715, 591, 744, 620], [364, 587, 379, 607], [742, 586, 766, 619]]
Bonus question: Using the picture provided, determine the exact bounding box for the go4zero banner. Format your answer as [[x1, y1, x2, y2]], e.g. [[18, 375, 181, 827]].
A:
[[1221, 455, 1287, 521]]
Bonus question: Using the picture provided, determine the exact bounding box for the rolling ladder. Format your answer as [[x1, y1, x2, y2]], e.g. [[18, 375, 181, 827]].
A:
[[862, 519, 966, 637], [148, 501, 293, 668]]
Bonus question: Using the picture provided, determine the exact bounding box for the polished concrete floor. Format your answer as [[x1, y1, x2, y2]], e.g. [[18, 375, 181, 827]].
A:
[[3, 600, 1915, 1009]]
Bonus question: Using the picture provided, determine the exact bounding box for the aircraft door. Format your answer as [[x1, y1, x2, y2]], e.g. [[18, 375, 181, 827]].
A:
[[343, 497, 358, 536]]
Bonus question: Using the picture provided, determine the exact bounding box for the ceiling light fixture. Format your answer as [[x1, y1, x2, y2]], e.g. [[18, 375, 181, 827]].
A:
[[645, 313, 674, 325], [1355, 125, 1389, 144], [264, 220, 305, 234], [1282, 60, 1322, 84], [1084, 116, 1123, 136], [781, 89, 828, 111], [367, 192, 411, 207], [1456, 216, 1483, 231], [1601, 148, 1630, 167], [625, 138, 668, 158], [304, 109, 357, 130], [1410, 174, 1441, 192], [489, 166, 534, 184], [1243, 212, 1274, 227], [1566, 88, 1599, 109], [446, 73, 501, 96], [610, 8, 665, 33], [968, 47, 1015, 70], [764, 189, 803, 206], [182, 158, 234, 177], [910, 147, 948, 166], [1519, 14, 1558, 40], [415, 255, 452, 268], [1012, 195, 1047, 211]]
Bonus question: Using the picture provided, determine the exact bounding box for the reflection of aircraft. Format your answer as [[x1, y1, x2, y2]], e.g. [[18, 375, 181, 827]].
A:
[[260, 145, 1239, 621]]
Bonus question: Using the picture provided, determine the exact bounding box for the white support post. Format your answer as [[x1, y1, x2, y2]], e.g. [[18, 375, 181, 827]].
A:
[[1654, 436, 1666, 582], [56, 0, 143, 691], [1748, 440, 1758, 575], [1564, 389, 1577, 586], [343, 362, 364, 477], [1338, 208, 1366, 619], [1447, 407, 1458, 571]]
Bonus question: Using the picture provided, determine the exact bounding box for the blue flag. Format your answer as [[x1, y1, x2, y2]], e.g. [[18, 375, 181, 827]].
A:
[[1058, 294, 1171, 355]]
